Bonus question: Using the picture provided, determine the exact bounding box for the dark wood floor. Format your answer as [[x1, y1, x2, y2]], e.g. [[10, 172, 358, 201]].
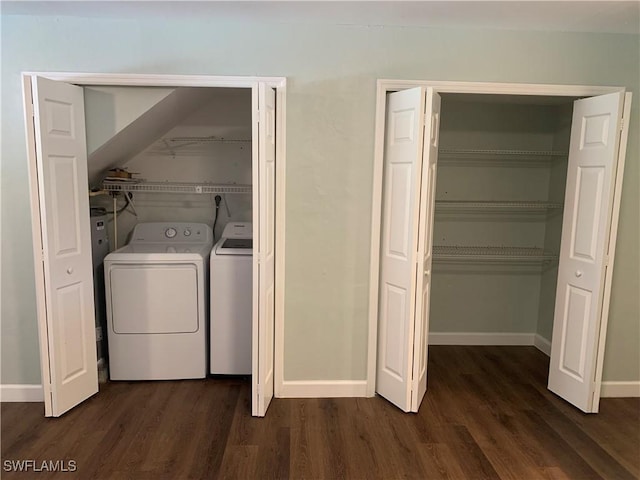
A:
[[2, 346, 639, 479]]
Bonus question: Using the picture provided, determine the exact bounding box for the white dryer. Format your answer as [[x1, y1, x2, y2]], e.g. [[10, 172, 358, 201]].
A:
[[104, 222, 213, 380], [210, 222, 253, 375]]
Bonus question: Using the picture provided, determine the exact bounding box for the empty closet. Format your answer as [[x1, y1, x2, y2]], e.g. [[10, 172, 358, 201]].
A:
[[373, 83, 630, 415], [431, 94, 573, 347]]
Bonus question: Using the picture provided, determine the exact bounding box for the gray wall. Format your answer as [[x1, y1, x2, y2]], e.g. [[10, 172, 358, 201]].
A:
[[1, 13, 638, 385]]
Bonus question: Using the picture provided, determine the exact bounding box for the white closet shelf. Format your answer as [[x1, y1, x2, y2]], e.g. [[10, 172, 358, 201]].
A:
[[102, 180, 251, 194], [438, 148, 568, 167], [435, 200, 563, 213], [433, 246, 558, 264]]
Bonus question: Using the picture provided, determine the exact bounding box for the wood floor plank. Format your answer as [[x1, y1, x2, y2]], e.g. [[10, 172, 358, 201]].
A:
[[514, 409, 605, 480], [2, 347, 638, 480], [253, 397, 290, 480], [217, 445, 259, 480], [332, 398, 382, 479], [514, 384, 637, 480], [416, 442, 468, 480]]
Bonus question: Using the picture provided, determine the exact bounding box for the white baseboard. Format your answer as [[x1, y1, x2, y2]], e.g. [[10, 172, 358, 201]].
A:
[[428, 332, 536, 346], [534, 334, 552, 356], [0, 384, 44, 402], [600, 381, 640, 398], [279, 380, 368, 398]]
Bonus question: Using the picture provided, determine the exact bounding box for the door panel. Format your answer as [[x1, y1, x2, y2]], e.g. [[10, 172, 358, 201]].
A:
[[252, 84, 276, 417], [548, 92, 624, 413], [386, 163, 413, 257], [49, 156, 82, 255], [411, 89, 440, 412], [376, 87, 426, 412], [571, 166, 604, 260], [57, 282, 87, 382], [32, 76, 98, 416], [382, 284, 408, 380]]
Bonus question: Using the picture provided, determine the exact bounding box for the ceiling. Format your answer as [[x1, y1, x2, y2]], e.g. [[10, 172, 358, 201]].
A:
[[2, 1, 639, 35]]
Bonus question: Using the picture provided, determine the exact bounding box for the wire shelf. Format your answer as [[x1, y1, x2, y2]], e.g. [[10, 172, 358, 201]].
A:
[[438, 148, 568, 167], [439, 148, 567, 157], [433, 246, 558, 264], [435, 200, 563, 213], [102, 180, 251, 195]]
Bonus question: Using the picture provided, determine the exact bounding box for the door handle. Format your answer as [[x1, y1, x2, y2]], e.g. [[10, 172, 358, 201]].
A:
[[575, 270, 583, 278], [67, 267, 74, 275]]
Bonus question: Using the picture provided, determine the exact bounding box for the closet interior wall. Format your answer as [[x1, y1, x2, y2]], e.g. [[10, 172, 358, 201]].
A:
[[430, 95, 574, 343], [87, 87, 253, 247]]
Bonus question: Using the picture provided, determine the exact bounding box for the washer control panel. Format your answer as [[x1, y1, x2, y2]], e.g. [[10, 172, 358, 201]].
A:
[[130, 222, 212, 244]]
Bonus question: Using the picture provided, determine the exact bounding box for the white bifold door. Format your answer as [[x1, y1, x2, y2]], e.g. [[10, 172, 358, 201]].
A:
[[27, 76, 98, 416], [548, 92, 626, 412], [376, 87, 440, 412], [377, 88, 628, 414], [252, 84, 276, 417]]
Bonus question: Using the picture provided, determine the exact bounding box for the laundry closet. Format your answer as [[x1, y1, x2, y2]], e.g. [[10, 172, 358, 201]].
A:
[[24, 74, 279, 417], [374, 84, 629, 414], [85, 86, 253, 383]]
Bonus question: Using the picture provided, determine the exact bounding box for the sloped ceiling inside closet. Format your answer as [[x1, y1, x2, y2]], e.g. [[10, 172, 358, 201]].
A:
[[133, 88, 252, 160], [86, 87, 220, 185]]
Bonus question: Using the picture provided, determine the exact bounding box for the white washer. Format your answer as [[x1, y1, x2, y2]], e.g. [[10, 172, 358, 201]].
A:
[[104, 222, 213, 380], [210, 222, 253, 375]]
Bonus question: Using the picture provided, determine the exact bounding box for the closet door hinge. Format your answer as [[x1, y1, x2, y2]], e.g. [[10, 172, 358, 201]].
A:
[[620, 118, 624, 131]]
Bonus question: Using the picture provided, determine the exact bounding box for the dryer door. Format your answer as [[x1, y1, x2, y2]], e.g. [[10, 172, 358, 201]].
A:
[[108, 264, 199, 334]]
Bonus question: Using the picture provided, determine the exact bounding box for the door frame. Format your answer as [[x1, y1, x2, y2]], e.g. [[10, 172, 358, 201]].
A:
[[367, 80, 630, 405], [22, 72, 288, 414]]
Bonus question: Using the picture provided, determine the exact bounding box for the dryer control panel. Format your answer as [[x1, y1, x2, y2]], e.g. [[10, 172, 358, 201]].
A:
[[130, 222, 213, 244]]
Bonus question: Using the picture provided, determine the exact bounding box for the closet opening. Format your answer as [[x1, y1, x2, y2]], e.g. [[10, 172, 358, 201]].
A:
[[87, 86, 253, 386], [430, 93, 577, 356], [24, 74, 284, 418], [370, 81, 630, 414]]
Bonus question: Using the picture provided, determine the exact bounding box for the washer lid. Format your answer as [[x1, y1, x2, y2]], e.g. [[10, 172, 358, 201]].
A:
[[214, 237, 253, 255], [222, 238, 252, 249]]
